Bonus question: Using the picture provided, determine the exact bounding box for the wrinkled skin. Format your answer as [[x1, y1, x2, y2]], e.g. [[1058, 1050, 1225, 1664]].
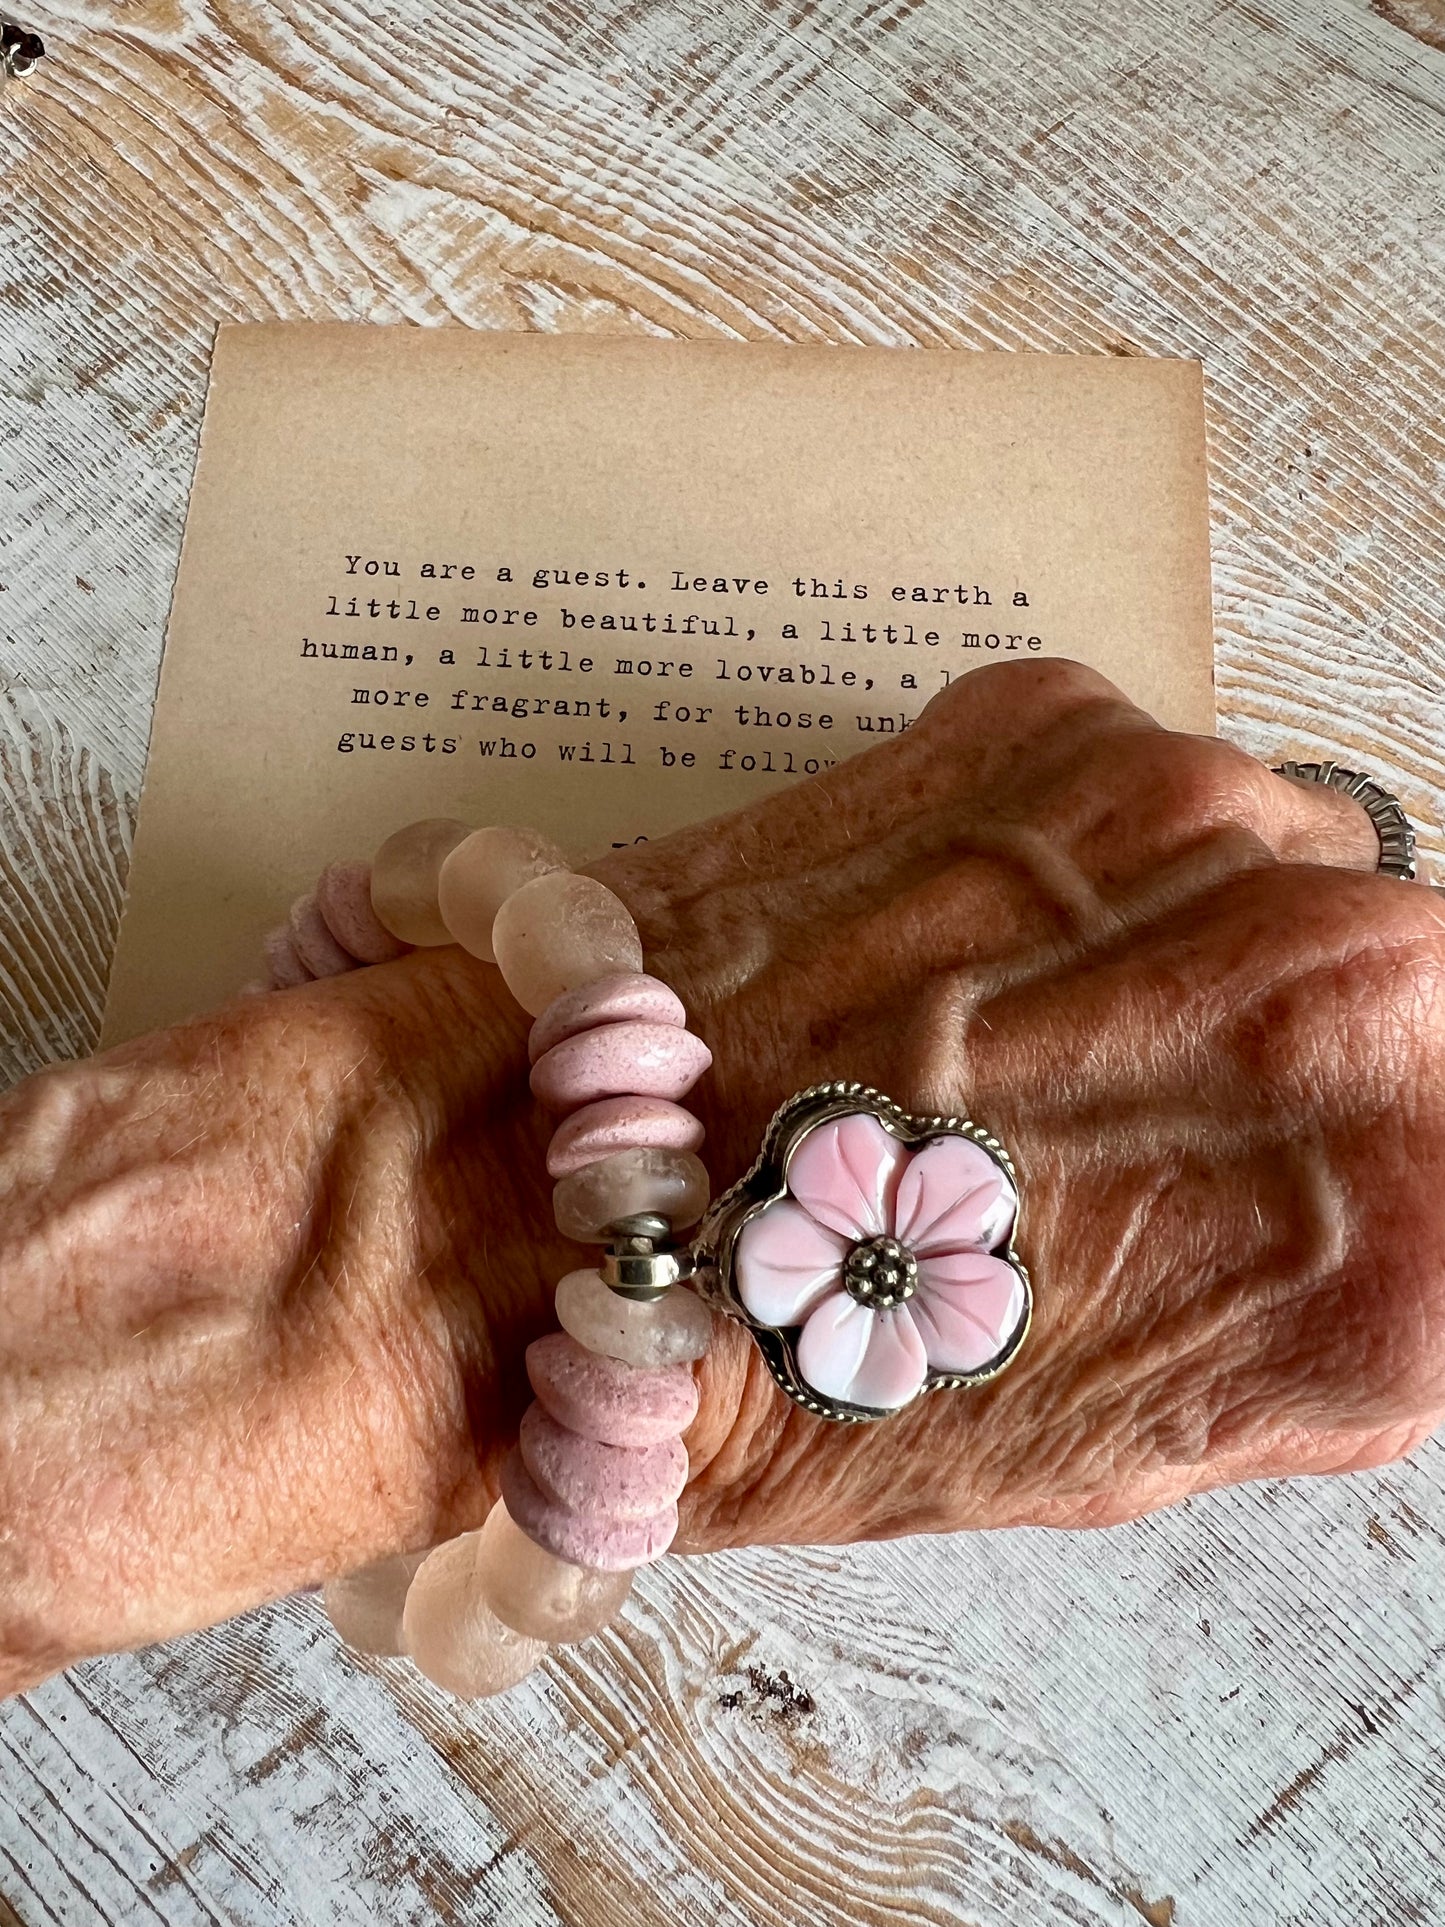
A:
[[1, 660, 1442, 1696]]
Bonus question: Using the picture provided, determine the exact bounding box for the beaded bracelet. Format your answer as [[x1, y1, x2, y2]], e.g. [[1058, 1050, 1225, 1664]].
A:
[[252, 818, 1033, 1699]]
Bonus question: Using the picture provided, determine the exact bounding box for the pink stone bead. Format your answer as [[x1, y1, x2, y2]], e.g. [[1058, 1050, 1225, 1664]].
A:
[[554, 1268, 714, 1367], [436, 826, 570, 962], [491, 872, 643, 1017], [371, 818, 470, 947], [526, 1332, 698, 1447], [552, 1145, 711, 1240], [472, 1497, 632, 1645], [530, 1021, 712, 1111], [322, 1550, 427, 1656], [316, 859, 409, 964], [520, 1403, 689, 1519], [402, 1531, 547, 1697], [289, 893, 355, 978], [501, 1449, 679, 1572], [264, 925, 311, 988], [547, 1096, 705, 1178], [528, 973, 687, 1064]]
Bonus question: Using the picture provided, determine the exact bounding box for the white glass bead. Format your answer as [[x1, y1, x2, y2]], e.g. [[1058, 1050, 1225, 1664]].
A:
[[555, 1268, 714, 1367], [437, 827, 569, 962], [491, 872, 644, 1017], [402, 1532, 547, 1698], [370, 818, 470, 946], [472, 1498, 633, 1644], [322, 1550, 426, 1657], [553, 1146, 710, 1241]]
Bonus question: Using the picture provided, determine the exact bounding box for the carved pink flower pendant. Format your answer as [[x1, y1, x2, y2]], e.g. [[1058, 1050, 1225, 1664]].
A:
[[690, 1084, 1031, 1421]]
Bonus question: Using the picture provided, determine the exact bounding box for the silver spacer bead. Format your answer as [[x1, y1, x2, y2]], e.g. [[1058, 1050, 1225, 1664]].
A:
[[610, 1212, 673, 1241], [599, 1212, 695, 1302]]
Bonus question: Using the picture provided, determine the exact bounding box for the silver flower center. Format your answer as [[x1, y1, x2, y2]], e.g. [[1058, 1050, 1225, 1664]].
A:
[[842, 1235, 918, 1309]]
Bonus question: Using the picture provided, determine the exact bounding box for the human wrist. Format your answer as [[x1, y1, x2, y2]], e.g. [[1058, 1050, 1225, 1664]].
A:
[[284, 947, 560, 1547]]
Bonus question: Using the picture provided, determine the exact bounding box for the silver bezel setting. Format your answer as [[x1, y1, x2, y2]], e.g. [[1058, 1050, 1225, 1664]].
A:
[[688, 1081, 1032, 1423]]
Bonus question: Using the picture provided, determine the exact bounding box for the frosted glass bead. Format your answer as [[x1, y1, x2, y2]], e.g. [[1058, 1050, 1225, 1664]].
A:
[[436, 826, 569, 962], [548, 1097, 705, 1178], [526, 1332, 699, 1446], [472, 1497, 632, 1644], [553, 1146, 710, 1241], [322, 1550, 426, 1657], [520, 1403, 689, 1517], [316, 859, 409, 963], [528, 972, 686, 1063], [370, 818, 470, 947], [289, 893, 355, 978], [491, 872, 644, 1017], [264, 925, 311, 988], [402, 1532, 547, 1698], [502, 1450, 679, 1572], [555, 1268, 714, 1367], [531, 1022, 712, 1111]]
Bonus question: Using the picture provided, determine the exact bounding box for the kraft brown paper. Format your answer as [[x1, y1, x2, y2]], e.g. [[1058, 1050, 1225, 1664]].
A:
[[102, 326, 1215, 1046]]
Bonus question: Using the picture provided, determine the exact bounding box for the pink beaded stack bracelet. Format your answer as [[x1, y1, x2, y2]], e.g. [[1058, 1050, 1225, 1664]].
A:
[[253, 817, 1035, 1700]]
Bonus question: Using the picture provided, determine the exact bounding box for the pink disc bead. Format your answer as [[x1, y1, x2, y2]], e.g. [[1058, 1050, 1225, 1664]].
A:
[[526, 1332, 698, 1447], [289, 893, 354, 978], [528, 973, 687, 1064], [501, 1449, 679, 1572], [264, 925, 311, 988], [316, 859, 409, 964], [530, 1021, 712, 1111], [519, 1403, 689, 1519], [547, 1095, 704, 1178]]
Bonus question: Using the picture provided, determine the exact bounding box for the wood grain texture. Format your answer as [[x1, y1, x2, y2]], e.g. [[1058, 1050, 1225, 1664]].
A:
[[1, 1, 1443, 1922]]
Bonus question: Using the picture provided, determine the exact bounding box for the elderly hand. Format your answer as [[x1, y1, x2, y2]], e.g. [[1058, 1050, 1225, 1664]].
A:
[[2, 660, 1441, 1693]]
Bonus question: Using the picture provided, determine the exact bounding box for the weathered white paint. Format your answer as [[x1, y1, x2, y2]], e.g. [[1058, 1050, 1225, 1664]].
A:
[[1, 0, 1443, 1920]]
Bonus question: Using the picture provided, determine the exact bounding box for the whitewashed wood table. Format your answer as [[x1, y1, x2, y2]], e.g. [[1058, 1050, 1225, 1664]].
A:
[[3, 3, 1444, 1922]]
